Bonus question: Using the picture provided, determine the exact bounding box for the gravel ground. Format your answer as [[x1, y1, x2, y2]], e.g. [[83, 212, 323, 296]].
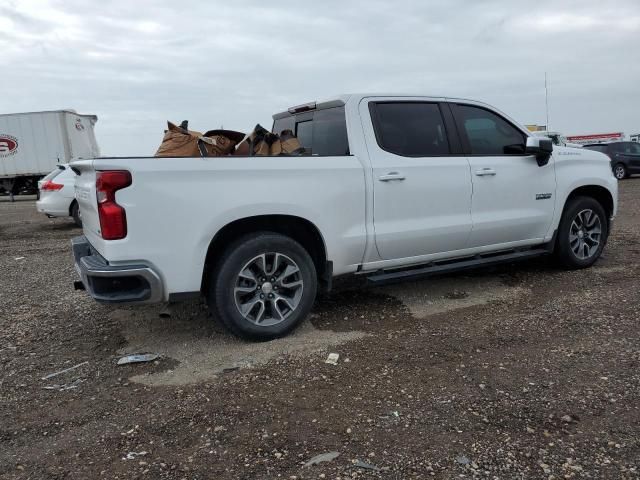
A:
[[1, 182, 639, 480]]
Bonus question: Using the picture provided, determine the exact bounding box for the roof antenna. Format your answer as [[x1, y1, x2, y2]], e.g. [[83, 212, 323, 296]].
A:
[[545, 72, 550, 130]]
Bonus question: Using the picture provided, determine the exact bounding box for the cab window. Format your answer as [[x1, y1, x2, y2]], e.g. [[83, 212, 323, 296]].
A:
[[455, 105, 526, 155], [369, 102, 450, 156]]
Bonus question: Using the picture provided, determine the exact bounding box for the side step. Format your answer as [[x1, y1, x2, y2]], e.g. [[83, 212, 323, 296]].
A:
[[366, 249, 549, 285]]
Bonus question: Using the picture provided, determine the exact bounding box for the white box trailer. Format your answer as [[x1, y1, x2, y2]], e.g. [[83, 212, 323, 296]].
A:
[[0, 110, 100, 196]]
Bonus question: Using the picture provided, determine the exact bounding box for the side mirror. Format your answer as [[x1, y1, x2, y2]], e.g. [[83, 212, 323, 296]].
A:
[[526, 136, 553, 166]]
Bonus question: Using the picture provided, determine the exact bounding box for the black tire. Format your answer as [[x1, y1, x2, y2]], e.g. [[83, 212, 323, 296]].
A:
[[71, 201, 82, 228], [555, 196, 608, 269], [207, 232, 317, 340], [613, 163, 627, 180]]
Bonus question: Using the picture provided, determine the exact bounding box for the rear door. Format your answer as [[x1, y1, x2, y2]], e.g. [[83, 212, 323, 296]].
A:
[[614, 142, 640, 171], [450, 102, 556, 247], [360, 98, 473, 260]]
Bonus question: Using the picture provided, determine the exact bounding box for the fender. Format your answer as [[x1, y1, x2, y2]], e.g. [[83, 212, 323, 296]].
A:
[[547, 149, 618, 239]]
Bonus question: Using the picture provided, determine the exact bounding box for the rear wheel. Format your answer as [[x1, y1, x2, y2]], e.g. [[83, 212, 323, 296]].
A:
[[71, 201, 82, 227], [555, 196, 608, 269], [613, 163, 627, 180], [207, 232, 317, 340]]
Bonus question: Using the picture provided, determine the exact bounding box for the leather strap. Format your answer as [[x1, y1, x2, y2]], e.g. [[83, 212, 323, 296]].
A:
[[197, 138, 209, 157]]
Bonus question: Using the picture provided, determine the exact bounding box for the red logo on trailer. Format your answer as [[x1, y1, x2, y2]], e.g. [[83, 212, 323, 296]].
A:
[[75, 119, 85, 131], [0, 134, 18, 157]]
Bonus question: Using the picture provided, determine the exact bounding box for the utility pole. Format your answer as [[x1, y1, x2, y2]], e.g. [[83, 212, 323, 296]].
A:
[[545, 72, 550, 130]]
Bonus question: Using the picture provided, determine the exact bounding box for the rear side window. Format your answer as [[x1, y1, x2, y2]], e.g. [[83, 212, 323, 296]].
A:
[[622, 142, 640, 154], [272, 107, 349, 156], [42, 165, 65, 181], [370, 102, 450, 156], [455, 105, 526, 155]]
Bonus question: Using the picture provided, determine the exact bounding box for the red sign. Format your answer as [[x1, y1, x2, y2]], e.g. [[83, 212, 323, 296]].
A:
[[566, 132, 623, 141], [0, 134, 18, 157]]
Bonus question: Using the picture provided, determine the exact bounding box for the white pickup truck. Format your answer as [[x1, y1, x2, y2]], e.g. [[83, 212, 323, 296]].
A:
[[71, 94, 618, 340]]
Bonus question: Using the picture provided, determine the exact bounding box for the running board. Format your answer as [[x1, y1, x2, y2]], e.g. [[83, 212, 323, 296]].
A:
[[366, 249, 549, 285]]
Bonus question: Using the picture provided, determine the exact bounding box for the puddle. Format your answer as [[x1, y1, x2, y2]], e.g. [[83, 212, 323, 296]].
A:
[[110, 300, 366, 386], [375, 275, 529, 319]]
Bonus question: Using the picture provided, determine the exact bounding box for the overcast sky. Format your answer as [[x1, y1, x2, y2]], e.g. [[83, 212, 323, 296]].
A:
[[2, 0, 639, 155]]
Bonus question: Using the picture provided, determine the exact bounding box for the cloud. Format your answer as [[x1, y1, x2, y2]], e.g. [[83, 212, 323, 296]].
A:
[[1, 0, 639, 155], [510, 12, 640, 32]]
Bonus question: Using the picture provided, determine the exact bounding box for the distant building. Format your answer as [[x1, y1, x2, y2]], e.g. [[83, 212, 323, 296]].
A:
[[525, 124, 547, 132]]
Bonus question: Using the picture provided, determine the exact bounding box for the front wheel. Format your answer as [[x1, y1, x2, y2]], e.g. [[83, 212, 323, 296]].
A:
[[207, 232, 317, 340], [613, 163, 627, 180], [555, 196, 608, 269]]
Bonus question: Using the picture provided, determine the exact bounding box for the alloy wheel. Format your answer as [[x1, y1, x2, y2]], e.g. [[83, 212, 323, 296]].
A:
[[233, 252, 304, 326], [569, 209, 602, 260]]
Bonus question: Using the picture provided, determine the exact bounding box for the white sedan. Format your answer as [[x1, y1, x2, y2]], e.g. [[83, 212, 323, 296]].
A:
[[36, 164, 82, 227]]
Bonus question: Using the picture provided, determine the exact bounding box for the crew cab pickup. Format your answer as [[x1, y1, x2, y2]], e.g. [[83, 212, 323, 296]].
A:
[[71, 94, 618, 340]]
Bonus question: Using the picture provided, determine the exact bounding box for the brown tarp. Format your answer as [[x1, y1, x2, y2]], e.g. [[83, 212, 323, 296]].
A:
[[234, 125, 305, 156], [155, 122, 245, 157]]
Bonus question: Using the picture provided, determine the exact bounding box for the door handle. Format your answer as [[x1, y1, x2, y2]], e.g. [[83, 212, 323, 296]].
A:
[[379, 172, 406, 182], [475, 168, 496, 176]]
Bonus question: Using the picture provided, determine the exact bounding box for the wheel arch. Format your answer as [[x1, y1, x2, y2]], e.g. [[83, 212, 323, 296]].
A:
[[68, 198, 78, 216], [564, 184, 614, 229], [201, 214, 329, 294]]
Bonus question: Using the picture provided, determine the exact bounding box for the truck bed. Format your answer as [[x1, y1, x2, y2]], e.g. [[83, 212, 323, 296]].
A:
[[73, 155, 367, 297]]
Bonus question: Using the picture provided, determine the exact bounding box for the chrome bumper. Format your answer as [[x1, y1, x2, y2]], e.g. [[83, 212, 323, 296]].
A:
[[71, 235, 163, 304]]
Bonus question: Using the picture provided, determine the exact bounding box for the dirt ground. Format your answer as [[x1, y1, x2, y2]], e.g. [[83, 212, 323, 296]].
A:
[[1, 182, 639, 480]]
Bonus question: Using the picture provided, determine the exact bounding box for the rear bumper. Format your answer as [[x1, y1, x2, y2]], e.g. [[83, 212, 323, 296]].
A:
[[36, 198, 70, 217], [71, 235, 163, 304]]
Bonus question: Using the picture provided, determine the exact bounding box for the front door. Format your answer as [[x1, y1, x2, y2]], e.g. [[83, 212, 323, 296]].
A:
[[450, 103, 556, 247], [361, 99, 473, 260]]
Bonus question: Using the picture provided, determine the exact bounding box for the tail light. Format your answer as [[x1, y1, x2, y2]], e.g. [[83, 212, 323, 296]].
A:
[[96, 170, 132, 240], [40, 180, 64, 191]]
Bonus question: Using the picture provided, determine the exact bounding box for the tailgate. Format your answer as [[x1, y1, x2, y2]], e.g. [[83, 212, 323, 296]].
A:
[[72, 160, 101, 244]]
